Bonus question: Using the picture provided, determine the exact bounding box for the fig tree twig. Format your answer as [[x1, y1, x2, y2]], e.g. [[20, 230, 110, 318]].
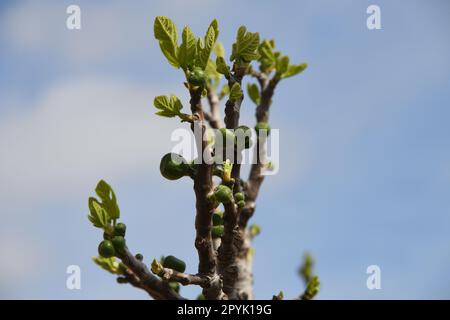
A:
[[218, 199, 242, 299], [189, 87, 226, 300], [116, 247, 185, 300], [240, 75, 279, 228], [216, 63, 250, 299], [233, 72, 279, 299], [153, 267, 211, 287], [224, 64, 247, 194]]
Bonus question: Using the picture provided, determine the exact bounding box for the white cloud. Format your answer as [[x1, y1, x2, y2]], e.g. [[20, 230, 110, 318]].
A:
[[0, 78, 184, 206]]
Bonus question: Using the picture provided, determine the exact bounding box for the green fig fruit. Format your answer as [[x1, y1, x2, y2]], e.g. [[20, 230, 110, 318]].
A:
[[235, 125, 252, 149], [212, 225, 224, 238], [103, 231, 112, 240], [234, 192, 245, 202], [112, 236, 126, 252], [160, 153, 189, 180], [98, 240, 115, 258], [212, 211, 224, 226], [196, 293, 206, 300], [117, 277, 128, 284], [169, 281, 180, 293], [163, 255, 186, 273], [255, 122, 271, 136], [214, 185, 233, 204], [188, 67, 207, 87], [135, 253, 143, 261], [216, 128, 235, 152], [113, 223, 127, 237]]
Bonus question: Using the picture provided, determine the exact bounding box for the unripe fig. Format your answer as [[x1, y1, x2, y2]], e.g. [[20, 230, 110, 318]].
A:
[[114, 223, 127, 237], [235, 125, 252, 149], [212, 211, 224, 226], [117, 277, 128, 284], [112, 236, 126, 252], [214, 185, 233, 204], [188, 67, 207, 87], [98, 240, 115, 258], [163, 255, 186, 273], [160, 153, 189, 180], [216, 128, 235, 151], [212, 225, 224, 238], [234, 192, 245, 202], [135, 253, 143, 261], [169, 281, 180, 293], [237, 200, 245, 208], [255, 122, 271, 136], [118, 262, 127, 274]]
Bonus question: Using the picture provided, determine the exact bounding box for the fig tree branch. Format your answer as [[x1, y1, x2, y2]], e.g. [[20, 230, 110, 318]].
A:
[[152, 266, 211, 286], [224, 65, 247, 194], [116, 247, 186, 300], [240, 76, 279, 228], [218, 198, 241, 299], [88, 16, 315, 301], [189, 87, 226, 300], [206, 88, 223, 129]]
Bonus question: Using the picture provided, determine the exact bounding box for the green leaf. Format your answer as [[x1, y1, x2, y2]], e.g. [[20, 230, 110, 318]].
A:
[[230, 26, 260, 63], [197, 20, 218, 70], [95, 180, 120, 220], [302, 276, 320, 300], [209, 19, 219, 42], [154, 16, 178, 43], [229, 83, 243, 102], [281, 63, 308, 79], [92, 256, 122, 275], [95, 180, 112, 202], [158, 39, 179, 68], [247, 83, 260, 105], [218, 83, 229, 99], [299, 252, 314, 283], [153, 95, 183, 118], [249, 223, 261, 238], [195, 37, 203, 67], [273, 291, 284, 300], [88, 197, 109, 229], [258, 39, 276, 72], [216, 56, 230, 77], [269, 39, 275, 48], [213, 42, 225, 58], [276, 55, 290, 75], [205, 59, 221, 89], [151, 259, 164, 274], [154, 16, 179, 68], [178, 26, 196, 70]]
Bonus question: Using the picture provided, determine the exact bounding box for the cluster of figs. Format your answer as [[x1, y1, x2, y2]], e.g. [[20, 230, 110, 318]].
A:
[[159, 122, 270, 182], [97, 221, 186, 291]]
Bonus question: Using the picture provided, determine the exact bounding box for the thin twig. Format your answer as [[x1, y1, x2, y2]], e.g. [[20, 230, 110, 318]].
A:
[[240, 76, 279, 228], [154, 267, 211, 287], [116, 247, 185, 300]]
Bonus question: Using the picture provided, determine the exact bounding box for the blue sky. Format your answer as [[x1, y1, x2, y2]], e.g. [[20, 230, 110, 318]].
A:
[[0, 0, 449, 299]]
